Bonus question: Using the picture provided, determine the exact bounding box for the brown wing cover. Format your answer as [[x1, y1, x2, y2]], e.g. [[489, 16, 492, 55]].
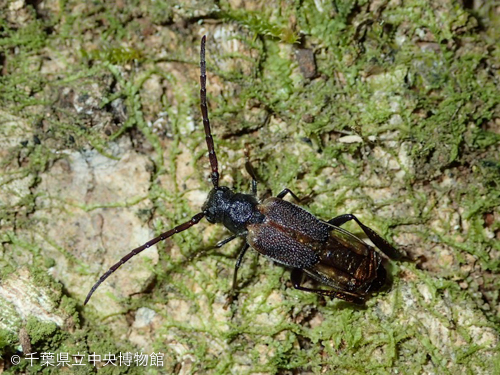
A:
[[247, 198, 380, 293], [247, 198, 330, 268], [259, 198, 330, 241]]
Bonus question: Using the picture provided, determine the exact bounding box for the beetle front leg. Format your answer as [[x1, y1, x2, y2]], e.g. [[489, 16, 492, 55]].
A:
[[327, 214, 402, 260], [245, 161, 258, 195], [189, 234, 240, 262], [244, 147, 259, 195], [276, 188, 301, 201], [290, 268, 365, 304], [212, 235, 239, 249]]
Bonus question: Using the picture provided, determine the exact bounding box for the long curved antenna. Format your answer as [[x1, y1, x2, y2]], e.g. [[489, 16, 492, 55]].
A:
[[200, 35, 219, 188], [84, 212, 205, 305]]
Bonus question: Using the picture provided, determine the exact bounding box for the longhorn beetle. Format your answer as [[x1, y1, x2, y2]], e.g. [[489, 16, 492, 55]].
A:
[[84, 35, 402, 306]]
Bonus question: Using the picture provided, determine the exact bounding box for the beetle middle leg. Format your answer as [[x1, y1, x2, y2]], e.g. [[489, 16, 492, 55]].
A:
[[290, 268, 365, 304], [224, 243, 250, 308], [327, 214, 402, 260]]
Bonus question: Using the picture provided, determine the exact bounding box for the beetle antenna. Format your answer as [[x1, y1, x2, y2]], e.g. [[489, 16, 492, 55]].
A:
[[200, 35, 219, 188], [84, 212, 205, 305]]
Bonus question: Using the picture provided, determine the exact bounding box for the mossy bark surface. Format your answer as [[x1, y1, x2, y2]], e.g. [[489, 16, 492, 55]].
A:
[[1, 0, 499, 374]]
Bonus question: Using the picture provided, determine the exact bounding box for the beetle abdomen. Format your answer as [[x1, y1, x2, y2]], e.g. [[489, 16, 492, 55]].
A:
[[309, 240, 382, 292]]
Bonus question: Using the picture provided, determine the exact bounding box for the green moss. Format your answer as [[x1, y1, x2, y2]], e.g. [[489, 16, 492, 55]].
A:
[[0, 329, 17, 352], [60, 296, 80, 327], [30, 267, 63, 303], [25, 317, 59, 346], [222, 8, 299, 43], [80, 47, 144, 65]]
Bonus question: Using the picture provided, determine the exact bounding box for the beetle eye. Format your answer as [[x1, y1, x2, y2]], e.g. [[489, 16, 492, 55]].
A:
[[205, 211, 216, 223]]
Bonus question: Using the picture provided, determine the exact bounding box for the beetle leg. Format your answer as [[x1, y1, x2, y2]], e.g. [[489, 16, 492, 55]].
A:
[[245, 160, 258, 195], [189, 234, 240, 262], [224, 243, 250, 308], [276, 188, 301, 201], [232, 243, 250, 292], [327, 214, 402, 260], [244, 147, 259, 195], [212, 235, 239, 249], [290, 268, 365, 304]]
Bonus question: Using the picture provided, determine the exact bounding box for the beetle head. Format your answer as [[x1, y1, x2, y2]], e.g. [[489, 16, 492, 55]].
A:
[[202, 186, 234, 224]]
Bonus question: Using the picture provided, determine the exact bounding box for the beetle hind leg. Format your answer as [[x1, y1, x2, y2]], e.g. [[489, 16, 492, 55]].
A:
[[290, 268, 365, 304], [328, 214, 402, 260]]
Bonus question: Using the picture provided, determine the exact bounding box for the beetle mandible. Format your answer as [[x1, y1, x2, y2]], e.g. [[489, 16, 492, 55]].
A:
[[84, 35, 402, 306]]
